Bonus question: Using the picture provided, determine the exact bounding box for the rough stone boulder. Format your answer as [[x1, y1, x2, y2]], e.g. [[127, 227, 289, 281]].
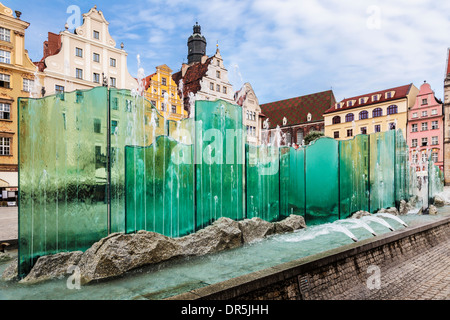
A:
[[0, 252, 13, 263], [77, 231, 182, 284], [1, 258, 18, 281], [20, 251, 83, 284], [433, 195, 446, 208], [428, 205, 438, 215], [350, 211, 371, 219], [399, 200, 412, 215], [274, 215, 306, 233], [238, 217, 275, 244], [378, 207, 399, 215], [176, 217, 242, 256]]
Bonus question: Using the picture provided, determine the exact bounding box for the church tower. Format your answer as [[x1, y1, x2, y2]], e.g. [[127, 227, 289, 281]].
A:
[[187, 22, 206, 65], [443, 48, 450, 185]]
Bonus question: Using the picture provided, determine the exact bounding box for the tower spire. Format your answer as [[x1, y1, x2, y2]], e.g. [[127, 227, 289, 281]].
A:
[[187, 22, 207, 65]]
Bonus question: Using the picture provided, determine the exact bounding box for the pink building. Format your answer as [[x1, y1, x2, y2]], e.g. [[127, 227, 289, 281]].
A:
[[407, 82, 444, 175]]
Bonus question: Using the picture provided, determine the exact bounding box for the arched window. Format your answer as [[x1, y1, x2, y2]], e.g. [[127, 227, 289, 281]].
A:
[[345, 113, 354, 122], [359, 111, 369, 120], [387, 105, 398, 115], [332, 116, 341, 124], [373, 108, 383, 118]]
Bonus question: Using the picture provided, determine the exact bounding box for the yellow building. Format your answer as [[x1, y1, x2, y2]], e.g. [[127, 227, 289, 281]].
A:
[[0, 3, 37, 202], [324, 84, 418, 140], [144, 64, 187, 121]]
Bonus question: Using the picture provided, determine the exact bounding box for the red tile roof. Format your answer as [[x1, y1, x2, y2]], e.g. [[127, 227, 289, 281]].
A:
[[260, 90, 336, 129], [172, 58, 213, 114], [324, 84, 413, 115]]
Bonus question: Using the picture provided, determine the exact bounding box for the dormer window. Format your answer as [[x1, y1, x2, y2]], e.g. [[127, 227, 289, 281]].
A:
[[360, 98, 365, 104], [336, 102, 344, 109], [386, 91, 394, 99], [348, 101, 353, 107], [372, 94, 381, 102]]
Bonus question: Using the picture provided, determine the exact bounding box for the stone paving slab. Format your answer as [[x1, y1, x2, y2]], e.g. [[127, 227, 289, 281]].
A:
[[331, 237, 450, 300]]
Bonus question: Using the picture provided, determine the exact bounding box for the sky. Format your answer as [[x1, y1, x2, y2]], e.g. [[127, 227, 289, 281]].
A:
[[3, 0, 450, 104]]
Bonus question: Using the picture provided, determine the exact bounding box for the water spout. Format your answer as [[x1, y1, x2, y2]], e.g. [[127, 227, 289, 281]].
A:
[[329, 224, 358, 242], [375, 213, 408, 227], [363, 215, 395, 231], [343, 219, 377, 237]]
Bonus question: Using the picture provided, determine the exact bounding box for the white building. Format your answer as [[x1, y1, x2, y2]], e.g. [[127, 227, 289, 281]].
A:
[[35, 6, 137, 96]]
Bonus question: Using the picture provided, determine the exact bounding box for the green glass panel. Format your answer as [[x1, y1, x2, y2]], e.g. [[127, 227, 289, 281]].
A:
[[395, 130, 409, 203], [305, 137, 339, 225], [369, 131, 396, 212], [18, 87, 108, 277], [288, 147, 305, 218], [246, 145, 280, 222], [339, 135, 369, 218], [125, 137, 195, 237], [279, 147, 291, 219], [195, 100, 245, 229]]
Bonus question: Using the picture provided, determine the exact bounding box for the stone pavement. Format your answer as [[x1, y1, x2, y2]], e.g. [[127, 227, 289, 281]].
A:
[[0, 207, 18, 241], [332, 237, 450, 300]]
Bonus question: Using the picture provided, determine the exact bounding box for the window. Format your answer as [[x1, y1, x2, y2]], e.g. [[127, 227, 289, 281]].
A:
[[347, 101, 353, 107], [422, 153, 428, 163], [162, 77, 167, 86], [161, 103, 166, 111], [76, 47, 83, 57], [432, 152, 438, 163], [373, 108, 383, 117], [171, 105, 176, 113], [432, 136, 438, 145], [421, 122, 428, 131], [0, 73, 10, 89], [0, 103, 10, 120], [332, 116, 341, 124], [111, 120, 118, 135], [210, 82, 214, 90], [76, 91, 83, 104], [387, 105, 398, 115], [76, 68, 83, 79], [360, 127, 367, 135], [110, 77, 116, 87], [432, 121, 439, 130], [422, 99, 428, 105], [411, 124, 418, 132], [359, 110, 369, 120], [216, 84, 220, 92], [360, 98, 366, 104], [93, 30, 100, 40], [345, 113, 354, 122], [412, 112, 418, 118], [216, 71, 221, 78], [223, 86, 227, 94], [161, 90, 167, 97], [372, 95, 378, 102], [347, 129, 353, 137], [389, 122, 396, 130], [55, 85, 65, 100], [297, 131, 304, 144], [94, 118, 101, 133], [112, 97, 119, 110], [422, 111, 427, 117], [374, 124, 381, 133], [412, 139, 418, 148], [0, 27, 10, 42], [421, 137, 428, 147], [0, 137, 10, 155], [110, 58, 116, 67], [431, 109, 437, 115], [386, 92, 392, 99], [412, 153, 418, 163], [93, 73, 100, 84], [93, 53, 100, 63], [0, 50, 11, 64], [334, 131, 340, 139]]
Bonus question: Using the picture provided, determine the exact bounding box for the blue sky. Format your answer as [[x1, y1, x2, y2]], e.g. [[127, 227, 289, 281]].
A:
[[3, 0, 450, 104]]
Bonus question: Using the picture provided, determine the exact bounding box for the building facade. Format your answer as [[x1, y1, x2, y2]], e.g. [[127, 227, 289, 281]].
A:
[[260, 90, 336, 147], [235, 82, 263, 145], [144, 64, 187, 121], [407, 81, 444, 175], [0, 3, 37, 204], [35, 6, 137, 96], [324, 84, 419, 141], [172, 23, 234, 117]]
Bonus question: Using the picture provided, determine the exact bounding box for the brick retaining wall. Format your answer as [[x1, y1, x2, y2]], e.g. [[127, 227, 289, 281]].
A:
[[168, 216, 450, 300]]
